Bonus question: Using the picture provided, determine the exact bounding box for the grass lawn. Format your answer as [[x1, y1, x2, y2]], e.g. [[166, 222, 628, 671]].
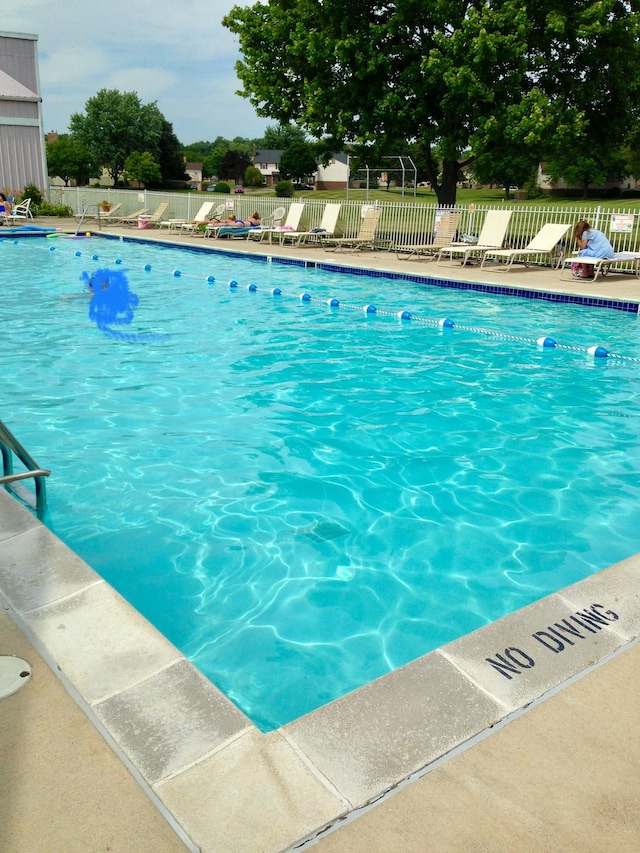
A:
[[203, 185, 640, 211]]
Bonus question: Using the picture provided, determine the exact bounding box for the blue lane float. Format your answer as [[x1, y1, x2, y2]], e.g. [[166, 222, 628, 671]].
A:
[[363, 304, 377, 314], [587, 345, 609, 358], [537, 336, 557, 348], [397, 310, 412, 320]]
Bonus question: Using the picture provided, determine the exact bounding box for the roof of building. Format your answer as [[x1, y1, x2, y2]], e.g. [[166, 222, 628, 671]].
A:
[[253, 149, 283, 163], [0, 68, 38, 100]]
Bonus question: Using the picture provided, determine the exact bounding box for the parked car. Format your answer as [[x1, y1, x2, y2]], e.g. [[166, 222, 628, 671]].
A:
[[234, 186, 244, 194], [189, 183, 197, 190], [206, 184, 217, 191], [293, 183, 313, 191]]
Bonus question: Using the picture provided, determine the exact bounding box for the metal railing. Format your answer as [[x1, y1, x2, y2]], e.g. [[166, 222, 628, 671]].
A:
[[0, 420, 50, 518], [47, 187, 640, 265]]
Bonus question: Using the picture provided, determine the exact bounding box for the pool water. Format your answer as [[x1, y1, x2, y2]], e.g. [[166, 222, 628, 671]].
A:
[[3, 234, 640, 730]]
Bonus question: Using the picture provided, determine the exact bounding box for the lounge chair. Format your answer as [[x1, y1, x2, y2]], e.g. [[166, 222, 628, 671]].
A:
[[179, 202, 217, 234], [73, 202, 124, 223], [248, 203, 305, 243], [559, 251, 640, 282], [3, 198, 33, 223], [143, 202, 170, 227], [205, 205, 286, 239], [112, 207, 148, 225], [481, 223, 571, 271], [436, 210, 513, 266], [323, 207, 383, 252], [396, 211, 460, 260], [279, 203, 342, 246]]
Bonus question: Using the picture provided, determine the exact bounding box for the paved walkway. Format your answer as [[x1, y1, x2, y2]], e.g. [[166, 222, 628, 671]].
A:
[[2, 219, 640, 852]]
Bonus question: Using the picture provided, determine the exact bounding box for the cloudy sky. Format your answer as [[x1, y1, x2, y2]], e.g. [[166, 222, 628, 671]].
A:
[[3, 0, 270, 144]]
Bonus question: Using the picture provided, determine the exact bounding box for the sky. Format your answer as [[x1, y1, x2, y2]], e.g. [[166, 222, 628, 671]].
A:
[[2, 0, 270, 145]]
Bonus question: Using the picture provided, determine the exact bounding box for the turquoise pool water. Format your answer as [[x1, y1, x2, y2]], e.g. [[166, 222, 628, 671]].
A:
[[3, 234, 640, 730]]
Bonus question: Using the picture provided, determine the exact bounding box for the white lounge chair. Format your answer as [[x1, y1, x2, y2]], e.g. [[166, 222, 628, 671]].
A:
[[179, 202, 217, 234], [248, 203, 305, 243], [396, 211, 460, 260], [112, 207, 148, 225], [559, 251, 640, 282], [436, 210, 513, 266], [323, 207, 384, 252], [3, 198, 33, 223], [279, 203, 342, 246], [73, 202, 124, 223], [481, 223, 571, 270]]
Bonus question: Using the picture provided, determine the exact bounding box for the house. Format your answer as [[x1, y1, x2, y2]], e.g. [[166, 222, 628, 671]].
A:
[[185, 161, 203, 189], [251, 147, 351, 190], [0, 31, 48, 194], [314, 152, 350, 190], [252, 148, 282, 186]]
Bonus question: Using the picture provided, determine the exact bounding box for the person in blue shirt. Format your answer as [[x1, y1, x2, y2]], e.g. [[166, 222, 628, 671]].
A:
[[572, 220, 615, 278]]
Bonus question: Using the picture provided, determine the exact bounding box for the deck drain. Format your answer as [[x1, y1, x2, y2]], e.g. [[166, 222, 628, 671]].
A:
[[0, 656, 32, 699]]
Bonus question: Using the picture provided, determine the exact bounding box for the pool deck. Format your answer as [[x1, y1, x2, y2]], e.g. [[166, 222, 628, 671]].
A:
[[2, 219, 640, 852]]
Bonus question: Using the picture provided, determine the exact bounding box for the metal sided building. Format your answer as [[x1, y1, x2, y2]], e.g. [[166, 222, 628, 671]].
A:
[[0, 31, 47, 194]]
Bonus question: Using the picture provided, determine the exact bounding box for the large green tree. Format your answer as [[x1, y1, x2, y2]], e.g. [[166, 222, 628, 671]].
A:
[[70, 89, 163, 185], [224, 1, 640, 204], [46, 134, 99, 186], [278, 141, 318, 182], [157, 118, 189, 183], [224, 0, 531, 204], [258, 122, 308, 149]]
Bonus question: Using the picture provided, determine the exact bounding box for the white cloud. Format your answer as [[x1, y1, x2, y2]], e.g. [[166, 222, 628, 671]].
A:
[[2, 0, 269, 142]]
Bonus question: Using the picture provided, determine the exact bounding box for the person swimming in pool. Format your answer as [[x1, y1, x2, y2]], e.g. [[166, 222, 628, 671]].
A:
[[573, 219, 615, 279]]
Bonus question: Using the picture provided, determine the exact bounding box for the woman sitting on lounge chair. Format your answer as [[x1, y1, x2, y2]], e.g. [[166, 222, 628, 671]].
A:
[[0, 193, 12, 218], [572, 219, 614, 279]]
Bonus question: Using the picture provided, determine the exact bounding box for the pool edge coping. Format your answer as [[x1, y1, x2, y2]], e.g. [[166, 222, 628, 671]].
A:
[[2, 488, 640, 852]]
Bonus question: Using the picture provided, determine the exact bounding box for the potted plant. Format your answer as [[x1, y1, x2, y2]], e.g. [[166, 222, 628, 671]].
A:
[[101, 200, 111, 212]]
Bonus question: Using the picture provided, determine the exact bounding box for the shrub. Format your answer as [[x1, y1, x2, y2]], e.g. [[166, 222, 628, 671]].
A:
[[35, 201, 73, 217], [275, 180, 295, 198], [214, 181, 231, 194], [22, 183, 43, 206]]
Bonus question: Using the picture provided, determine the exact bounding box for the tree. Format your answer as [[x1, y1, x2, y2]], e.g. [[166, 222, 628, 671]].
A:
[[258, 123, 308, 149], [124, 151, 162, 188], [157, 119, 189, 183], [218, 150, 251, 183], [244, 165, 264, 187], [278, 141, 317, 182], [526, 1, 640, 198], [224, 1, 640, 204], [224, 1, 532, 205], [46, 134, 99, 186], [70, 89, 162, 185]]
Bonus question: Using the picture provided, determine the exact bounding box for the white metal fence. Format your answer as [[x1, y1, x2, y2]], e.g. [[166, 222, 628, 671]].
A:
[[47, 186, 640, 257]]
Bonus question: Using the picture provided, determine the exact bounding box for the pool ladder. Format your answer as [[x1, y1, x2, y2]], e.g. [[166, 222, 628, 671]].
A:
[[0, 420, 50, 518]]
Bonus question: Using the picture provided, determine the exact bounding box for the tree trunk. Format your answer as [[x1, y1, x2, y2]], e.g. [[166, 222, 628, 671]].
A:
[[435, 158, 459, 206]]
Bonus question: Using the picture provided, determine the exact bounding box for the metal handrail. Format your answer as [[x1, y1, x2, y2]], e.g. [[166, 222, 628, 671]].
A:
[[0, 420, 50, 517]]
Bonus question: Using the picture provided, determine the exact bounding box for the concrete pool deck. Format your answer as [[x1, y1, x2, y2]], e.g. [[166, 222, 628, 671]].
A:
[[2, 220, 640, 851]]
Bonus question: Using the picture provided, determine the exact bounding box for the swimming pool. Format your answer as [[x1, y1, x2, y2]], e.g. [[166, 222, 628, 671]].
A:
[[3, 234, 640, 731]]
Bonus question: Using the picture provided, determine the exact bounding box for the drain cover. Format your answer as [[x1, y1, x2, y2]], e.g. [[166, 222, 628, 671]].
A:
[[0, 656, 32, 699]]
